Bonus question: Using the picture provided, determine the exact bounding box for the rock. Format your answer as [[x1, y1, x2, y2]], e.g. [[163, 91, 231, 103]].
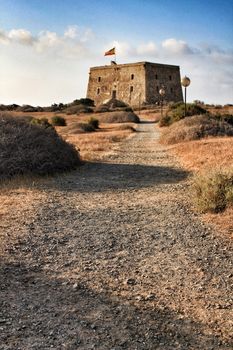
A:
[[73, 283, 78, 289], [145, 293, 156, 301], [126, 278, 137, 285]]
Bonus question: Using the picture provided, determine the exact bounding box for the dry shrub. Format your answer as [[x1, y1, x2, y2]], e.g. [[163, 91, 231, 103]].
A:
[[0, 113, 81, 180], [192, 169, 233, 213], [61, 122, 83, 134], [31, 117, 52, 128], [78, 123, 96, 132], [94, 99, 133, 113], [101, 111, 140, 123], [61, 118, 99, 134], [17, 105, 37, 113], [61, 122, 94, 134], [88, 117, 99, 129], [65, 104, 93, 115], [94, 105, 110, 113], [51, 115, 66, 126], [161, 115, 233, 144], [102, 98, 128, 108], [215, 113, 233, 126]]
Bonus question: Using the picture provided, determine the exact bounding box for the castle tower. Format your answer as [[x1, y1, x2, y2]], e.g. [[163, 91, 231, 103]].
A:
[[86, 61, 183, 106]]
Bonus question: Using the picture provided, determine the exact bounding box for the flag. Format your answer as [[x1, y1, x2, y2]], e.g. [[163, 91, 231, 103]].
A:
[[104, 47, 115, 56]]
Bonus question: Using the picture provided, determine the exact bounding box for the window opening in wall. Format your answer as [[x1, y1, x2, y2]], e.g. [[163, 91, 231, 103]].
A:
[[169, 75, 172, 81], [97, 88, 100, 95], [130, 86, 134, 92], [112, 90, 116, 99], [98, 77, 101, 82], [155, 74, 158, 79], [131, 74, 134, 80], [170, 87, 173, 93], [156, 86, 159, 92]]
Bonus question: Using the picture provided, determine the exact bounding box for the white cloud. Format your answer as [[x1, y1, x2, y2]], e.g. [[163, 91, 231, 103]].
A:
[[35, 31, 61, 52], [105, 40, 157, 59], [0, 29, 9, 44], [136, 41, 157, 55], [0, 26, 94, 59], [64, 25, 78, 39], [162, 38, 194, 55], [80, 28, 94, 43], [8, 29, 34, 45]]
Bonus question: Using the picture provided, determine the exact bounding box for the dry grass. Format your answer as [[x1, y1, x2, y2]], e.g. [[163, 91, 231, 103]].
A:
[[53, 113, 137, 161], [169, 137, 233, 172], [169, 137, 233, 236], [59, 123, 135, 161]]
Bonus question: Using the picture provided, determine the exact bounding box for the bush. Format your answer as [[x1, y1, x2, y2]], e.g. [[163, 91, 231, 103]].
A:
[[159, 114, 172, 127], [88, 117, 99, 129], [95, 106, 133, 113], [169, 101, 184, 110], [103, 98, 129, 108], [94, 105, 110, 113], [0, 104, 20, 111], [215, 113, 233, 126], [71, 98, 94, 106], [0, 113, 81, 179], [78, 123, 96, 132], [18, 105, 37, 113], [30, 117, 53, 129], [160, 103, 207, 126], [51, 116, 66, 126], [192, 169, 233, 213], [160, 114, 233, 144], [101, 111, 140, 123], [65, 104, 93, 115]]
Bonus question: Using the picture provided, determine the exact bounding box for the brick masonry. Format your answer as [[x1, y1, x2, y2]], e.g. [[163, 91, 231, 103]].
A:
[[87, 61, 183, 107]]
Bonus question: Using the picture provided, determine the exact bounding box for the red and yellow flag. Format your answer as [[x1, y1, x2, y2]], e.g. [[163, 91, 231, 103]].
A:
[[104, 47, 115, 56]]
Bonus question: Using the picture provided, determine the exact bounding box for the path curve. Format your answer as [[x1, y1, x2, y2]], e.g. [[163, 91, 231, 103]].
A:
[[1, 122, 232, 350]]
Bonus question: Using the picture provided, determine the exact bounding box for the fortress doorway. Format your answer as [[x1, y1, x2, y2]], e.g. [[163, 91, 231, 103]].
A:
[[112, 90, 116, 99]]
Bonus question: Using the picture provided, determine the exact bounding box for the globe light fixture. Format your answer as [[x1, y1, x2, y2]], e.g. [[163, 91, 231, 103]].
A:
[[181, 76, 191, 117], [159, 87, 166, 119]]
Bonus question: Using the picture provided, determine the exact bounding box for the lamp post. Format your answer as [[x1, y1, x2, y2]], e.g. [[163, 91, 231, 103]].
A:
[[159, 87, 166, 119], [181, 76, 191, 117]]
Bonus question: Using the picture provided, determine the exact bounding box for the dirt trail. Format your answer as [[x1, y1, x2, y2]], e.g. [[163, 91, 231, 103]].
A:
[[1, 122, 232, 350]]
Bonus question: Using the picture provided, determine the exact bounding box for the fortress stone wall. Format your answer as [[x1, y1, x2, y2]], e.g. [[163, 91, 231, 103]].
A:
[[87, 61, 183, 107]]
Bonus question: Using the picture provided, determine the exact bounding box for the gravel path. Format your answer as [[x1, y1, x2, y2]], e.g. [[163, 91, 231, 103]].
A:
[[1, 122, 232, 350]]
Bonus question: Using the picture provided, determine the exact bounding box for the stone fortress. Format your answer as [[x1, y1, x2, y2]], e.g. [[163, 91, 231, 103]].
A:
[[86, 61, 183, 107]]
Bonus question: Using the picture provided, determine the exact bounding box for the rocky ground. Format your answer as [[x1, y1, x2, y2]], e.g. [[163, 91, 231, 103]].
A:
[[0, 121, 232, 350]]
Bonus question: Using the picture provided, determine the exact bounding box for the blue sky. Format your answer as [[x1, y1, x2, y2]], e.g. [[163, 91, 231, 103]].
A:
[[0, 0, 233, 105]]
